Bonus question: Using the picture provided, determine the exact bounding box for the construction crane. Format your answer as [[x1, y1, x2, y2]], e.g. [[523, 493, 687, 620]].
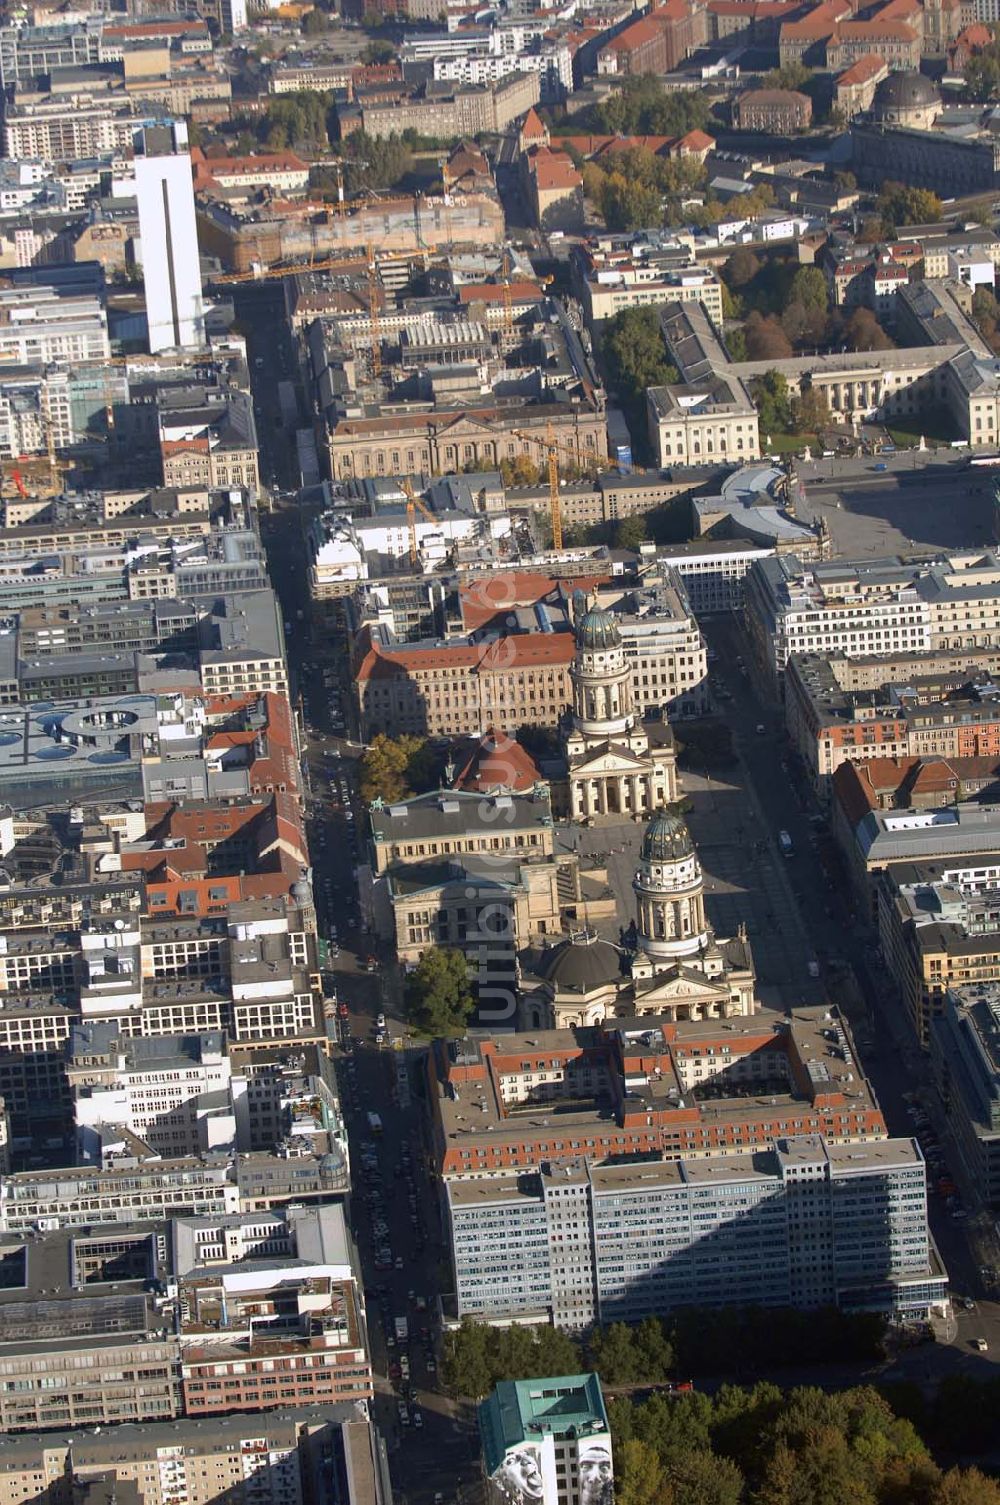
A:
[[367, 242, 382, 379], [401, 476, 438, 565], [9, 467, 26, 499], [508, 422, 647, 551]]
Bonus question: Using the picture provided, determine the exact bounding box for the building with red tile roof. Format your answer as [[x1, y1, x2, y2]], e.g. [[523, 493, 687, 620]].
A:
[[119, 795, 310, 917], [203, 691, 299, 799], [521, 145, 585, 231], [191, 148, 310, 197], [352, 623, 578, 739], [834, 52, 889, 116], [453, 729, 544, 794]]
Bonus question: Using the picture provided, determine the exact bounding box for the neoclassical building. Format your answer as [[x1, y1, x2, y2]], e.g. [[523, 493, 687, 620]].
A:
[[563, 603, 678, 821], [523, 810, 755, 1028]]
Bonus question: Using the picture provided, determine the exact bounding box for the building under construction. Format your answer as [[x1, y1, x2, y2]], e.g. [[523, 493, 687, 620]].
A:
[[195, 191, 504, 276]]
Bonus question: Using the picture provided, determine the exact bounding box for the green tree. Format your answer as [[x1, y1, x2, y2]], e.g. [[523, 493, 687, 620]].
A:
[[404, 946, 474, 1034], [362, 38, 395, 63], [588, 1322, 639, 1384], [666, 1449, 744, 1505], [358, 732, 434, 804], [763, 61, 811, 90], [789, 265, 828, 313], [603, 306, 678, 398], [965, 46, 1000, 102], [597, 170, 662, 230], [751, 369, 793, 435], [344, 131, 413, 191], [301, 6, 328, 34], [615, 513, 647, 550], [441, 1318, 493, 1397], [616, 1439, 666, 1505], [632, 1315, 674, 1382], [877, 181, 942, 232]]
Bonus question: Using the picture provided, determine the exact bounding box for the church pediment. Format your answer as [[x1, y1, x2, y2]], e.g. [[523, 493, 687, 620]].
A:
[[433, 413, 498, 439], [634, 970, 730, 1002], [569, 746, 651, 774]]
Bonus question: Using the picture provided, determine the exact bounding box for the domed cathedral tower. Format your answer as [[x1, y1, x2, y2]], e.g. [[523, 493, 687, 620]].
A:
[[628, 810, 757, 1021], [632, 811, 709, 962], [563, 596, 677, 822], [570, 607, 635, 740]]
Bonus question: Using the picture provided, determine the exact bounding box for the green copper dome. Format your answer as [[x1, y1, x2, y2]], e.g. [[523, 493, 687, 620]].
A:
[[641, 810, 694, 863], [576, 606, 621, 651]]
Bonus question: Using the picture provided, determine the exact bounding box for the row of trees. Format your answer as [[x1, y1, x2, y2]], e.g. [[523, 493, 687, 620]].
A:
[[600, 306, 678, 451], [442, 1308, 886, 1400]]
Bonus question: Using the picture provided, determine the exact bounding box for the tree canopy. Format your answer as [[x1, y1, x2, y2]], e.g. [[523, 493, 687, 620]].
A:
[[877, 181, 943, 233], [358, 733, 436, 805], [603, 306, 678, 397], [580, 75, 713, 138], [341, 131, 414, 192], [248, 90, 335, 150], [403, 946, 476, 1035]]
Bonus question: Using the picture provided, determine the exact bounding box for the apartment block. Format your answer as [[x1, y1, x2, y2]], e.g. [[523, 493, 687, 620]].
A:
[[0, 1407, 383, 1505], [430, 1007, 887, 1181], [0, 280, 109, 365], [0, 899, 323, 1139], [67, 1026, 240, 1162], [785, 652, 1000, 797], [175, 1205, 372, 1414], [576, 242, 724, 330], [746, 551, 1000, 690], [0, 1147, 349, 1235], [447, 1137, 944, 1328], [0, 1204, 371, 1434], [832, 763, 1000, 908], [877, 858, 1000, 1043], [930, 984, 1000, 1208]]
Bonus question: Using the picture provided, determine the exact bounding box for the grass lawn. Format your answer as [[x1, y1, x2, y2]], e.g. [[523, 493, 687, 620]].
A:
[[887, 406, 960, 449], [762, 431, 821, 456]]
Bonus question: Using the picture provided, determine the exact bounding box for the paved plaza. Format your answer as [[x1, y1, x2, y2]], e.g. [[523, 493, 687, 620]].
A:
[[554, 756, 823, 1010]]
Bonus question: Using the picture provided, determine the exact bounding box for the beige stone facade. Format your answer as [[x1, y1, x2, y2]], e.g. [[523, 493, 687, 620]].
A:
[[328, 403, 608, 483], [359, 72, 539, 141], [647, 374, 760, 466]]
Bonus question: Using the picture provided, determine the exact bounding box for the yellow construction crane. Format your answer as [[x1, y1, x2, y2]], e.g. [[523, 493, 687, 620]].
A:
[[401, 476, 439, 564], [546, 421, 561, 551]]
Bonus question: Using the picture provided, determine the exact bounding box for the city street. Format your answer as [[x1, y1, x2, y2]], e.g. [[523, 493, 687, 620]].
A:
[[704, 611, 1000, 1359], [247, 318, 1000, 1479]]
